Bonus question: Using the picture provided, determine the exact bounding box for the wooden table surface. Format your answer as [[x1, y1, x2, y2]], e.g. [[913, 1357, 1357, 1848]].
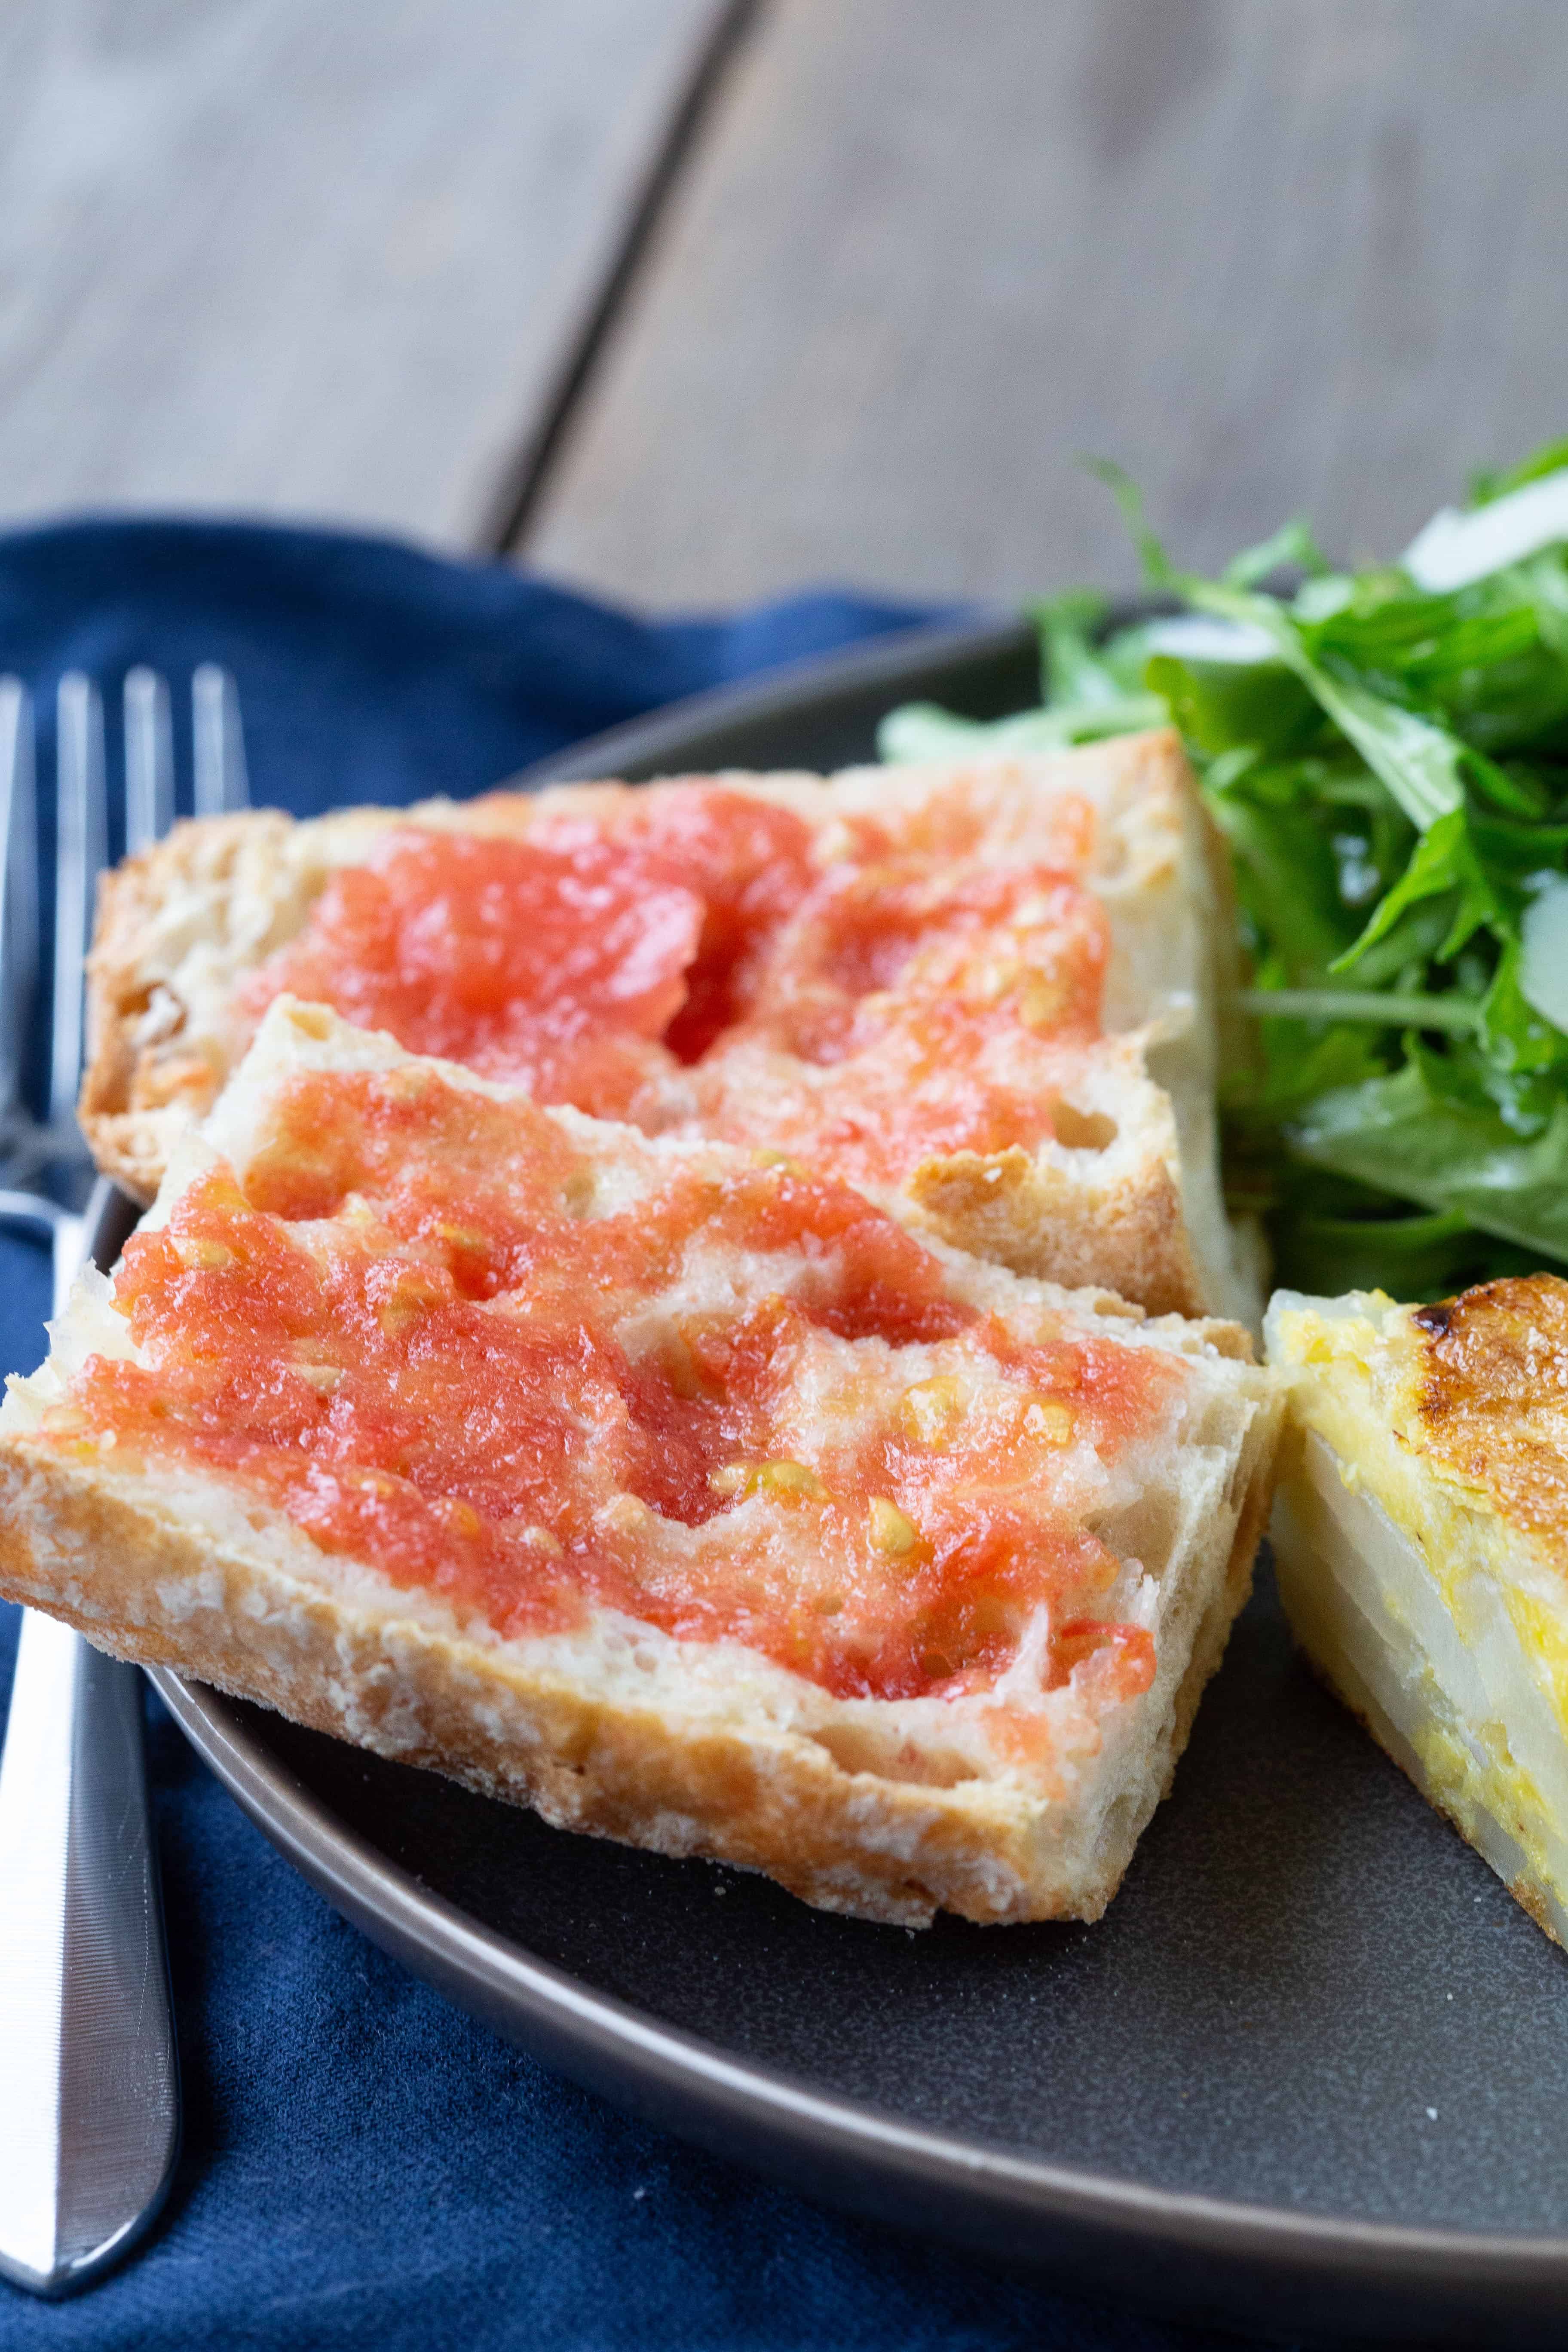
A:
[[6, 0, 1568, 609]]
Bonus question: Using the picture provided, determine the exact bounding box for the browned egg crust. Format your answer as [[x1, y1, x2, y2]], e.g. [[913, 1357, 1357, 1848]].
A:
[[1410, 1276, 1568, 1550]]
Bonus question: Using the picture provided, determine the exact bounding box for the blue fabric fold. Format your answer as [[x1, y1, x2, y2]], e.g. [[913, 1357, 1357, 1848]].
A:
[[0, 519, 1235, 2352]]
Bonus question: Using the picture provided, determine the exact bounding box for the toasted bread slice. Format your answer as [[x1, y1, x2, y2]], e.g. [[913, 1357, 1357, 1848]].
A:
[[1266, 1280, 1568, 1945], [81, 734, 1259, 1323], [5, 1001, 1280, 1926]]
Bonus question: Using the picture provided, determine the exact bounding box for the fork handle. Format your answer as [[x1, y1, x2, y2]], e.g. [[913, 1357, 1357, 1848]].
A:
[[0, 1192, 179, 2296], [50, 1206, 85, 1310]]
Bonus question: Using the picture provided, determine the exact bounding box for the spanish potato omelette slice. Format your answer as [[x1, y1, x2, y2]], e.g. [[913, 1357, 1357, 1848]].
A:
[[1266, 1277, 1568, 1944]]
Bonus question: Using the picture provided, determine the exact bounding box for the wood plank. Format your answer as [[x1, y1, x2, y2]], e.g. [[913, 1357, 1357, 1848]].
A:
[[526, 0, 1568, 604], [0, 0, 731, 550]]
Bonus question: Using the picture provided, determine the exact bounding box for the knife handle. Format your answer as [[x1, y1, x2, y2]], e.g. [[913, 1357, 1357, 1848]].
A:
[[0, 1192, 179, 2296], [0, 1617, 181, 2297]]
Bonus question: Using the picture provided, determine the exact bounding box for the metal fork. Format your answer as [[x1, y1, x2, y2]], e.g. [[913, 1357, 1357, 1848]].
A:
[[0, 667, 249, 2298]]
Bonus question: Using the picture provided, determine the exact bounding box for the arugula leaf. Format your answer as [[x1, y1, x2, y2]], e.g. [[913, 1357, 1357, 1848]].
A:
[[879, 438, 1568, 1302], [1472, 438, 1568, 504], [1225, 1020, 1389, 1126], [1480, 936, 1568, 1077], [1142, 652, 1320, 761], [876, 695, 1166, 765], [1203, 788, 1358, 982], [1235, 989, 1481, 1034], [1334, 809, 1501, 971], [1278, 1208, 1524, 1301], [1221, 516, 1329, 588], [1288, 1063, 1568, 1262], [1181, 577, 1471, 828], [1083, 459, 1176, 588], [1522, 549, 1568, 668], [1028, 591, 1121, 702]]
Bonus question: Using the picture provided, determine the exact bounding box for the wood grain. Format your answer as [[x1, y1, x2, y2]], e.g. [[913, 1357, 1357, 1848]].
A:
[[525, 0, 1568, 604], [0, 0, 731, 549]]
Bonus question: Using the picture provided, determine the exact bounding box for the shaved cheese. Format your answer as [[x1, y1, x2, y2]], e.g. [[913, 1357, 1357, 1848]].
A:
[[1402, 471, 1568, 593], [1520, 876, 1568, 1035]]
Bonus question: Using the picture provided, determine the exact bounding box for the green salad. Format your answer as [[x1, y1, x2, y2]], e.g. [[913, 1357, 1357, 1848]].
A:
[[880, 444, 1568, 1301]]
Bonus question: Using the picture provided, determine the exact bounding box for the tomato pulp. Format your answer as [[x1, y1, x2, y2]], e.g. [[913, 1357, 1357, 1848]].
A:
[[241, 782, 1111, 1184]]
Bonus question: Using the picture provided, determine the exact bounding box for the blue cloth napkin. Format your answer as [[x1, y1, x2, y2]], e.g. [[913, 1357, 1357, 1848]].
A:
[[0, 520, 1239, 2352]]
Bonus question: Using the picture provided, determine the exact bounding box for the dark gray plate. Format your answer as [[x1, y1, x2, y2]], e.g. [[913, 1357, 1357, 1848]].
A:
[[132, 616, 1568, 2347]]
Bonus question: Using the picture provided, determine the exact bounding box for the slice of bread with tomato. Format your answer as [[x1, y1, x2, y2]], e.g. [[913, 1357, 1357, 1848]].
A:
[[81, 734, 1258, 1323], [5, 999, 1280, 1926]]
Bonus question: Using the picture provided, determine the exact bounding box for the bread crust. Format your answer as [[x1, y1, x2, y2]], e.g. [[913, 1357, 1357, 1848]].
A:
[[83, 803, 397, 1200], [905, 1127, 1198, 1318], [80, 741, 1258, 1324], [0, 1414, 1277, 1928]]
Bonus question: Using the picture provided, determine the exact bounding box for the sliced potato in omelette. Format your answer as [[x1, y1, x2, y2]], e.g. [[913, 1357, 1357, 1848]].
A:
[[1266, 1278, 1568, 1944]]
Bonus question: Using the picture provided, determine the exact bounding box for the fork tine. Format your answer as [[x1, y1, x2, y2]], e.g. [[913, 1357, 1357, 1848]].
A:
[[192, 665, 248, 816], [50, 675, 107, 1129], [124, 669, 174, 856], [0, 681, 37, 1126], [227, 677, 251, 811]]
